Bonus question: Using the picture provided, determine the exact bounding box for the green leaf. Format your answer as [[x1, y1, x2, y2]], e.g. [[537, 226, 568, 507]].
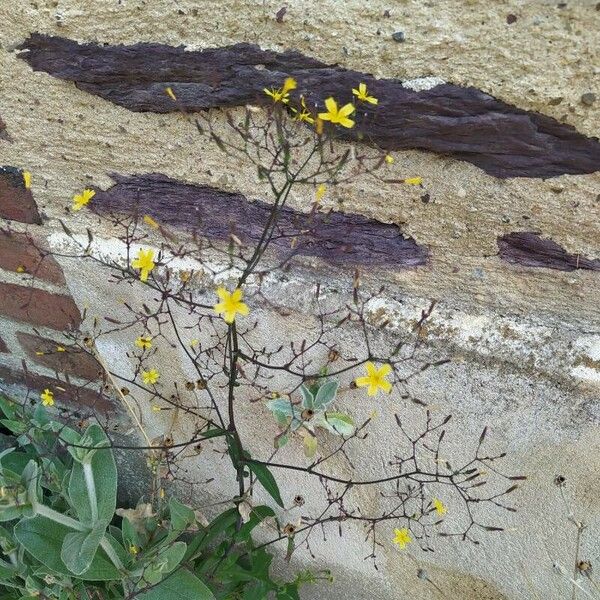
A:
[[14, 516, 119, 580], [60, 525, 105, 575], [140, 541, 187, 586], [299, 386, 314, 410], [277, 584, 301, 600], [302, 434, 317, 459], [247, 463, 284, 507], [0, 420, 28, 435], [169, 498, 195, 532], [136, 568, 216, 600], [316, 412, 354, 436], [0, 396, 17, 420], [313, 380, 338, 411], [68, 425, 117, 525], [266, 399, 297, 419], [183, 508, 238, 561], [238, 505, 275, 541]]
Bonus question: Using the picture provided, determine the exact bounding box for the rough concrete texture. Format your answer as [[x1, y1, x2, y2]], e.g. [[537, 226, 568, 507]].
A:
[[0, 1, 599, 599]]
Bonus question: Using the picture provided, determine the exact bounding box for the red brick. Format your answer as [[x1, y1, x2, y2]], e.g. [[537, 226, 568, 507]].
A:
[[0, 167, 42, 224], [0, 282, 81, 330], [0, 230, 65, 284], [0, 364, 116, 414], [0, 336, 7, 353], [17, 332, 101, 381]]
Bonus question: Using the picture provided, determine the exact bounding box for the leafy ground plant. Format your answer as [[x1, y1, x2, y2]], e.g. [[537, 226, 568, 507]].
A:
[[0, 395, 319, 599]]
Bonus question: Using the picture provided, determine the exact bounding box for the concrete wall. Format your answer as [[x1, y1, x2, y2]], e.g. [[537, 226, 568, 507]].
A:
[[0, 2, 599, 599]]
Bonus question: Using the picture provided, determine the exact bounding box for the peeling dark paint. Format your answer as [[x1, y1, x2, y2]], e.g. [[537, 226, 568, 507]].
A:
[[0, 166, 42, 224], [93, 174, 428, 269], [498, 232, 600, 272], [17, 34, 600, 179]]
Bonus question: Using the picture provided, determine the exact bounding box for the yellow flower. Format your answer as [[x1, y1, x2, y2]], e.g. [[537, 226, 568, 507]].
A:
[[23, 171, 32, 189], [264, 77, 297, 104], [143, 214, 159, 229], [315, 117, 324, 135], [128, 544, 139, 555], [56, 346, 66, 352], [352, 82, 378, 105], [318, 98, 355, 128], [132, 249, 156, 282], [165, 87, 176, 101], [432, 498, 447, 516], [214, 287, 249, 324], [316, 184, 326, 202], [385, 154, 394, 164], [190, 339, 199, 348], [16, 265, 26, 273], [293, 96, 315, 123], [135, 336, 152, 349], [404, 177, 423, 186], [142, 369, 160, 385], [72, 188, 95, 211], [355, 362, 392, 396], [393, 527, 412, 549], [40, 389, 54, 407]]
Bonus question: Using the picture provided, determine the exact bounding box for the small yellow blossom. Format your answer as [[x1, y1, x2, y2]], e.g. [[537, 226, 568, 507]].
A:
[[190, 339, 199, 348], [142, 369, 160, 385], [151, 404, 162, 412], [316, 184, 326, 202], [404, 177, 423, 186], [23, 171, 32, 189], [432, 498, 447, 516], [352, 82, 378, 105], [385, 154, 394, 164], [293, 96, 314, 124], [355, 362, 392, 396], [131, 249, 156, 282], [143, 214, 159, 229], [56, 346, 66, 352], [315, 117, 324, 135], [40, 389, 54, 407], [159, 488, 165, 499], [264, 77, 297, 104], [128, 544, 139, 555], [135, 336, 152, 350], [165, 87, 177, 101], [393, 527, 412, 549], [72, 188, 95, 211], [213, 287, 249, 324], [16, 265, 26, 273], [318, 98, 355, 128], [35, 351, 45, 356]]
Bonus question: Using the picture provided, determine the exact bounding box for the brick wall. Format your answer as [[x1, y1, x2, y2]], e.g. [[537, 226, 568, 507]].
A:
[[0, 167, 116, 415]]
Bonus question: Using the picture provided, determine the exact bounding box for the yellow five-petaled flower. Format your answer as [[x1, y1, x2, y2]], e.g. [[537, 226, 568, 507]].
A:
[[432, 498, 447, 516], [132, 249, 156, 282], [318, 98, 355, 128], [142, 369, 160, 385], [135, 336, 152, 350], [352, 82, 378, 105], [40, 388, 54, 407], [355, 362, 392, 396], [72, 188, 95, 211], [264, 77, 297, 104], [213, 287, 249, 324], [393, 527, 412, 549]]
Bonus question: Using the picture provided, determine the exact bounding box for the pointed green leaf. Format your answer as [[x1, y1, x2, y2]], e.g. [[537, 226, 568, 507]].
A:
[[60, 525, 105, 575], [247, 463, 284, 507], [313, 381, 339, 411], [136, 568, 216, 599]]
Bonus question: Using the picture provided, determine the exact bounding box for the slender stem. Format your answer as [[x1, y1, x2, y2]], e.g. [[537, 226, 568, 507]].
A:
[[83, 462, 99, 523]]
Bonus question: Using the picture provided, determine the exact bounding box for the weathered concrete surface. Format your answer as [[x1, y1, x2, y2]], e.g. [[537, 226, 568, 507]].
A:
[[0, 1, 599, 599]]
